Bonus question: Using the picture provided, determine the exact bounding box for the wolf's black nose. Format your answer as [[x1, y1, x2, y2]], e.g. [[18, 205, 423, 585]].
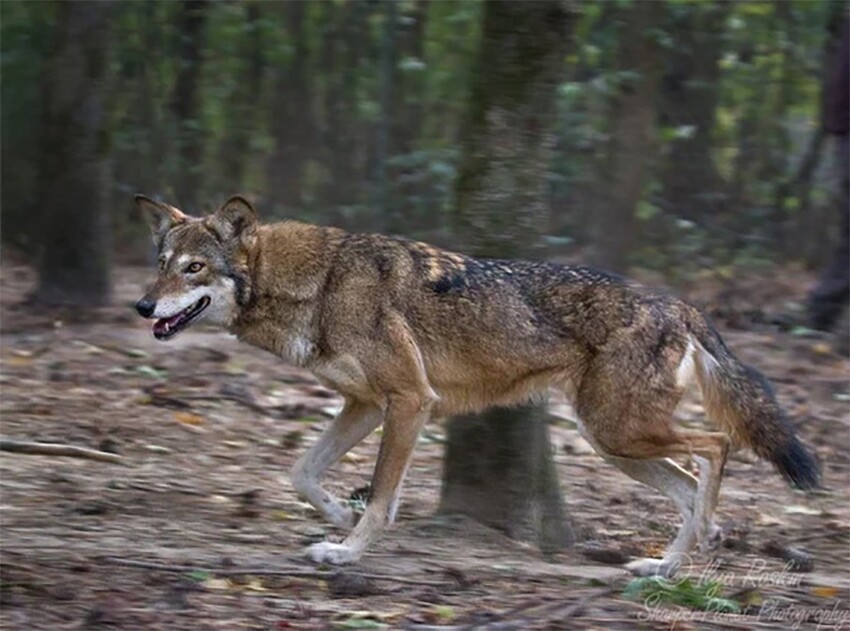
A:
[[135, 297, 156, 318]]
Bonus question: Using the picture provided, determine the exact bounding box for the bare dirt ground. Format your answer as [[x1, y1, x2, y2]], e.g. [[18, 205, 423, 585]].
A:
[[1, 263, 848, 630]]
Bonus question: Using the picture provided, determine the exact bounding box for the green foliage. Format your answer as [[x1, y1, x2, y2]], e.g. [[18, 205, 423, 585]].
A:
[[623, 576, 741, 613]]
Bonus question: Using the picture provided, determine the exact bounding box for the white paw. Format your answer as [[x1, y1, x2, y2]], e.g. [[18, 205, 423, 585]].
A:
[[626, 557, 679, 578], [306, 541, 362, 565], [697, 522, 723, 553], [325, 505, 357, 530]]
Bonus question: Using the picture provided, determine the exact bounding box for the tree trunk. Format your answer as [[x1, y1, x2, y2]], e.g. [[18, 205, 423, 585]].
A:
[[318, 1, 366, 225], [659, 2, 729, 221], [34, 1, 113, 307], [266, 0, 311, 213], [440, 1, 576, 554], [171, 0, 208, 208], [376, 0, 397, 229], [592, 1, 664, 273], [388, 0, 428, 233], [393, 0, 428, 156], [218, 2, 265, 196]]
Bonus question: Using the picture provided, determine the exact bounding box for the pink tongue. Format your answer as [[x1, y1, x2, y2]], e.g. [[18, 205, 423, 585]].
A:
[[153, 313, 182, 336]]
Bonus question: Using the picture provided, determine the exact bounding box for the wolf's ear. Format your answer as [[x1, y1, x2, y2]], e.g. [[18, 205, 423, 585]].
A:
[[135, 195, 187, 245], [208, 196, 258, 244]]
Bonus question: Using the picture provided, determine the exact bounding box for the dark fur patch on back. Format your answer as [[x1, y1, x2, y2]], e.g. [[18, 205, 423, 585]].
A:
[[429, 271, 466, 294], [374, 253, 393, 281]]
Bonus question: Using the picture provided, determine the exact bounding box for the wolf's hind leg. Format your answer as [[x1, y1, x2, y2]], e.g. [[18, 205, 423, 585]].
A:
[[605, 457, 697, 532], [598, 433, 729, 577], [291, 400, 382, 529], [602, 456, 699, 577], [575, 335, 726, 576], [679, 431, 729, 552]]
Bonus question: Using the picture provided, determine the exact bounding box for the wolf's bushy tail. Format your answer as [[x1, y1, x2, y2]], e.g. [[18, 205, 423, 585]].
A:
[[686, 310, 820, 490]]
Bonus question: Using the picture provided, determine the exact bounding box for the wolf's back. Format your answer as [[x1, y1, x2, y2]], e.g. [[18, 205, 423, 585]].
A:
[[686, 310, 820, 490]]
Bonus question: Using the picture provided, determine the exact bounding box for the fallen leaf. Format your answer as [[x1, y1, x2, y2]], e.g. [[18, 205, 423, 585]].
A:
[[281, 430, 303, 449], [783, 505, 822, 516], [755, 512, 784, 526], [336, 621, 386, 630], [810, 342, 832, 356], [432, 605, 455, 622], [6, 356, 33, 367], [76, 342, 106, 355], [187, 570, 211, 582], [136, 365, 167, 379], [144, 444, 172, 454], [174, 412, 204, 426], [244, 578, 266, 592], [203, 578, 231, 591], [812, 586, 839, 598], [790, 326, 818, 337]]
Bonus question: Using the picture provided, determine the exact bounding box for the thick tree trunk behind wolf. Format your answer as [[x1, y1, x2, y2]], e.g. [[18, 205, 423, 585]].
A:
[[440, 1, 575, 553], [34, 1, 113, 307]]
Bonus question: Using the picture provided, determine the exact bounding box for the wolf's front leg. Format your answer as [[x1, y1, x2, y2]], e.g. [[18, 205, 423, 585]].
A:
[[291, 400, 382, 529], [307, 392, 431, 565]]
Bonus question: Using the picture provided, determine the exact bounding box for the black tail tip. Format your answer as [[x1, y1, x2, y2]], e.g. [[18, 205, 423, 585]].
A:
[[774, 439, 821, 491]]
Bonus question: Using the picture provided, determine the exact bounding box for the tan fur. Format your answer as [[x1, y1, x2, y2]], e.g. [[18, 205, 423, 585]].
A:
[[136, 195, 818, 572]]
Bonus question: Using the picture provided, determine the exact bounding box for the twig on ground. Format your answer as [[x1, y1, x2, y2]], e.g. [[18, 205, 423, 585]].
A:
[[0, 439, 125, 464], [101, 556, 451, 587], [151, 393, 271, 417], [195, 394, 270, 417], [549, 587, 617, 617], [461, 586, 616, 630], [792, 528, 850, 544]]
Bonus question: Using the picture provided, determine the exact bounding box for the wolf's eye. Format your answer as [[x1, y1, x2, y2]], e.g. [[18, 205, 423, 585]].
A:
[[185, 262, 205, 274]]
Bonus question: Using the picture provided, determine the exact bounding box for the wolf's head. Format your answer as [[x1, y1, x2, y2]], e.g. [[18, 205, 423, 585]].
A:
[[135, 195, 257, 340]]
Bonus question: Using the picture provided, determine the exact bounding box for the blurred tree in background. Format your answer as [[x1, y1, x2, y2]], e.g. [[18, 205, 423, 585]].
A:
[[33, 1, 114, 306], [592, 0, 664, 273], [4, 0, 841, 282], [439, 0, 575, 553]]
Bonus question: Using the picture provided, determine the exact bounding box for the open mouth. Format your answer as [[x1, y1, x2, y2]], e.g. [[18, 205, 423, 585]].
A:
[[152, 296, 210, 340]]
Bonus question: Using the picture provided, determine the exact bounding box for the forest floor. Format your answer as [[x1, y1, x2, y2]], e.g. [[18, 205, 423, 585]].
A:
[[1, 262, 849, 630]]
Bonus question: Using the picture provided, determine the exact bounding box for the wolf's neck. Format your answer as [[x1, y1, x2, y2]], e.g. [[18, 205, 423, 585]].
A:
[[252, 221, 339, 302], [229, 221, 342, 365]]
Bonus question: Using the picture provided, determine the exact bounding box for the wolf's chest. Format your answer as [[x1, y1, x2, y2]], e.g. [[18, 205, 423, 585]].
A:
[[279, 333, 315, 366], [232, 318, 316, 368]]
